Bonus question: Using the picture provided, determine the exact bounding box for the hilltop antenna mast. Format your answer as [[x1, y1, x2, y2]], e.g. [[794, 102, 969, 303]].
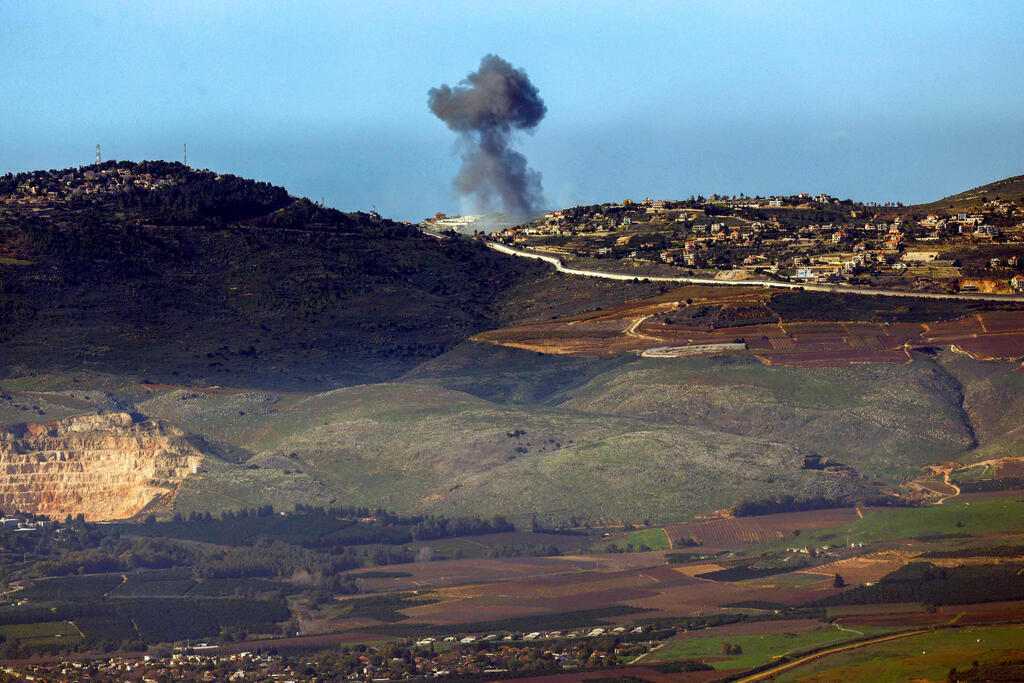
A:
[[184, 143, 188, 167], [95, 144, 101, 165]]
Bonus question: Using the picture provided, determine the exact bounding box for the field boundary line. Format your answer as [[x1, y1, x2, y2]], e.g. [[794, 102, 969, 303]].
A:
[[69, 621, 85, 638]]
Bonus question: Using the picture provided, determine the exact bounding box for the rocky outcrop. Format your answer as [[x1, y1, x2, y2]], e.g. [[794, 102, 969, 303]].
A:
[[0, 412, 205, 521]]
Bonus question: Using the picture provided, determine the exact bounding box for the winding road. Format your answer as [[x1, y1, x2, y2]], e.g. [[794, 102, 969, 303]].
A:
[[485, 241, 1024, 303]]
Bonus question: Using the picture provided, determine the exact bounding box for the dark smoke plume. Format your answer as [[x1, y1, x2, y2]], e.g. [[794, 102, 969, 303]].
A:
[[428, 54, 546, 222]]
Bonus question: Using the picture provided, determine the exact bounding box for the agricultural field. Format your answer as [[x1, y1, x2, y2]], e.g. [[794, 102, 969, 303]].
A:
[[108, 569, 197, 598], [758, 498, 1024, 551], [665, 509, 864, 550], [20, 574, 126, 601], [113, 514, 411, 547], [187, 578, 298, 597], [777, 624, 1024, 682], [118, 598, 290, 644], [625, 528, 671, 551], [0, 493, 1023, 679], [475, 284, 1024, 367], [403, 530, 591, 560], [345, 553, 654, 595], [647, 623, 886, 671], [0, 621, 81, 649]]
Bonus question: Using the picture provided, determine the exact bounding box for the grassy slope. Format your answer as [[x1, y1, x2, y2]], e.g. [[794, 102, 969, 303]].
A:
[[553, 355, 976, 478], [135, 345, 1024, 523], [934, 351, 1024, 462], [8, 340, 1021, 525], [141, 383, 866, 524], [398, 340, 636, 405]]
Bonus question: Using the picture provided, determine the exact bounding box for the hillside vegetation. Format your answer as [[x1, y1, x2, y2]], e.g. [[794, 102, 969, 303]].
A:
[[554, 354, 977, 477], [3, 164, 1024, 524], [118, 345, 1021, 523], [136, 382, 867, 524], [0, 162, 545, 389], [913, 174, 1024, 212]]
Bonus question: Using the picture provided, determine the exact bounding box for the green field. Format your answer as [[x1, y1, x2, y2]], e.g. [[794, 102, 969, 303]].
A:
[[760, 498, 1024, 552], [777, 625, 1024, 682], [109, 577, 197, 598], [21, 574, 125, 601], [0, 621, 81, 647], [626, 528, 670, 550], [648, 625, 884, 670], [327, 593, 439, 623]]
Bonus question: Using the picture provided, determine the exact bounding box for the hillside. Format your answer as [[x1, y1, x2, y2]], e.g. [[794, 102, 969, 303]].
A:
[[912, 173, 1024, 212], [134, 382, 868, 524], [3, 164, 1024, 525], [0, 161, 546, 389], [65, 346, 1021, 523]]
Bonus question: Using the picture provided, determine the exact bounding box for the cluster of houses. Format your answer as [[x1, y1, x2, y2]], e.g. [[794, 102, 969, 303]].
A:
[[1, 166, 181, 208], [486, 192, 1024, 291], [8, 628, 659, 681], [7, 650, 284, 682]]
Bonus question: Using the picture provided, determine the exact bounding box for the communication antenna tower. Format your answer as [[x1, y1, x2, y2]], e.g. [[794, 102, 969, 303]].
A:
[[95, 144, 101, 165], [184, 143, 188, 167]]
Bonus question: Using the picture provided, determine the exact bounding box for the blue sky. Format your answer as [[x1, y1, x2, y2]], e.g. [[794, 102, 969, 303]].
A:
[[2, 1, 1023, 220]]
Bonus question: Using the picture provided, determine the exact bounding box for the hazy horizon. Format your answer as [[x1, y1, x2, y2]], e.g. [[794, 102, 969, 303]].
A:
[[3, 1, 1023, 221]]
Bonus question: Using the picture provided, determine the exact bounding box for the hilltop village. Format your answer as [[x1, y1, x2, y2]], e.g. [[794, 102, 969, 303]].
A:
[[476, 189, 1024, 295], [0, 165, 181, 207]]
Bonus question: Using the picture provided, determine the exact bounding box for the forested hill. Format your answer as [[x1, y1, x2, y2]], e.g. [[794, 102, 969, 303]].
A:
[[0, 162, 546, 389], [0, 160, 291, 227]]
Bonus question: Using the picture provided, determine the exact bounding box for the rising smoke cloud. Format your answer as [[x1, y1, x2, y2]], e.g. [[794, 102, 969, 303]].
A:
[[428, 55, 547, 222]]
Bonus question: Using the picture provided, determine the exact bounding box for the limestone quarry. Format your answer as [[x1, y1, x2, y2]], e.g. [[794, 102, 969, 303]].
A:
[[0, 412, 206, 521]]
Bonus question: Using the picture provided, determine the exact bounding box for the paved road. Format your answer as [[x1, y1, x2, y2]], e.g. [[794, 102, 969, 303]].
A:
[[486, 241, 1024, 303]]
